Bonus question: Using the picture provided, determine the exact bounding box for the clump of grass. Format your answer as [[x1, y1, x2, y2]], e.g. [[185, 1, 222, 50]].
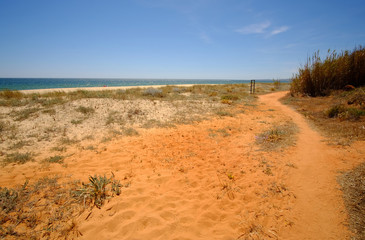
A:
[[338, 162, 365, 240], [51, 146, 67, 152], [256, 123, 297, 150], [143, 88, 165, 98], [44, 155, 64, 164], [0, 90, 24, 99], [71, 119, 83, 125], [73, 174, 122, 208], [123, 127, 139, 136], [3, 152, 34, 165], [76, 106, 95, 115], [216, 111, 234, 117], [106, 111, 125, 125], [326, 105, 365, 120], [0, 121, 7, 132], [60, 137, 79, 145], [12, 108, 41, 121], [7, 140, 32, 150], [291, 46, 365, 96]]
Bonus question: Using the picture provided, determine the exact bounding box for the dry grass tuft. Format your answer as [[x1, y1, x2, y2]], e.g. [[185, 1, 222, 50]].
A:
[[338, 163, 365, 240], [255, 122, 298, 150]]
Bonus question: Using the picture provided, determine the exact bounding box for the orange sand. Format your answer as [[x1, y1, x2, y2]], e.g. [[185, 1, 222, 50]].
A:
[[1, 91, 364, 239]]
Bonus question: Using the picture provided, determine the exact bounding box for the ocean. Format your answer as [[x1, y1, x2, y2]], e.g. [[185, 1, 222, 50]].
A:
[[0, 78, 289, 91]]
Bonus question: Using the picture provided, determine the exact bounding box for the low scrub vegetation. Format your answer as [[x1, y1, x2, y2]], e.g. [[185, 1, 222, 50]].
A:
[[338, 163, 365, 240], [0, 174, 122, 239], [255, 123, 298, 150], [3, 152, 34, 165], [291, 46, 365, 96]]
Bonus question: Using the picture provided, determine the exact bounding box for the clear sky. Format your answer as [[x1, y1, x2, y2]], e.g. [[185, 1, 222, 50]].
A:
[[0, 0, 364, 79]]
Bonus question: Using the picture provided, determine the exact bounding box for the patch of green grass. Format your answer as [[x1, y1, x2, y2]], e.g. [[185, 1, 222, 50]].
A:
[[326, 104, 365, 120], [71, 119, 83, 125], [3, 152, 34, 165], [44, 155, 64, 164], [73, 174, 122, 208], [12, 108, 41, 121], [76, 106, 95, 115]]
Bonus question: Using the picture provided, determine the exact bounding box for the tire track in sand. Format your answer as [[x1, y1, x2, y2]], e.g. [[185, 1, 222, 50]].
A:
[[259, 92, 349, 239]]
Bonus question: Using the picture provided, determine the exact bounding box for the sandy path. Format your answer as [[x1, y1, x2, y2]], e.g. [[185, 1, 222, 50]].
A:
[[259, 92, 349, 239]]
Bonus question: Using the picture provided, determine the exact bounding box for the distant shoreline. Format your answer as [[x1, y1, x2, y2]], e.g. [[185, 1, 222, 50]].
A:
[[19, 84, 197, 94], [0, 78, 290, 91]]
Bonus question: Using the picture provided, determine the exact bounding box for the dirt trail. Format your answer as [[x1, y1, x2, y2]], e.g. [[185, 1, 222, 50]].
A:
[[259, 92, 349, 239]]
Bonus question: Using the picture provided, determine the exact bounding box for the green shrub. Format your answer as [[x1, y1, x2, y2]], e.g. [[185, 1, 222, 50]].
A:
[[44, 155, 64, 164], [4, 152, 34, 165], [76, 106, 95, 115], [326, 105, 346, 118]]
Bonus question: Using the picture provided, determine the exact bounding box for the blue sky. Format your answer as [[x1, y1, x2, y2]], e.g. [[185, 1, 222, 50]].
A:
[[0, 0, 364, 79]]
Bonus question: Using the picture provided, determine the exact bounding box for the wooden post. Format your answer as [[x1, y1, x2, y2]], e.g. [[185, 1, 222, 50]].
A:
[[250, 80, 255, 94]]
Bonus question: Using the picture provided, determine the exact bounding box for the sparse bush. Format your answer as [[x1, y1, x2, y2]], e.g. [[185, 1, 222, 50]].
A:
[[123, 127, 139, 136], [71, 119, 83, 125], [44, 155, 64, 164], [338, 162, 365, 240], [13, 108, 41, 121], [76, 106, 95, 115], [221, 95, 239, 101], [326, 105, 365, 120], [273, 79, 281, 89], [143, 88, 165, 98], [0, 121, 6, 132], [0, 90, 24, 99], [4, 152, 34, 165], [326, 105, 346, 118], [256, 123, 297, 150]]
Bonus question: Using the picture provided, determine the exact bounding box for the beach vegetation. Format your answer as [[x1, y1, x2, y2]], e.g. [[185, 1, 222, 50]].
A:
[[106, 111, 125, 125], [0, 120, 7, 132], [338, 162, 365, 240], [8, 140, 32, 150], [44, 155, 64, 164], [71, 119, 83, 125], [123, 127, 139, 136], [76, 106, 95, 115], [256, 122, 298, 150], [143, 87, 165, 98], [60, 137, 79, 145], [291, 46, 365, 96], [282, 87, 365, 144], [51, 146, 67, 152], [12, 107, 41, 121], [3, 152, 34, 165], [0, 174, 122, 239]]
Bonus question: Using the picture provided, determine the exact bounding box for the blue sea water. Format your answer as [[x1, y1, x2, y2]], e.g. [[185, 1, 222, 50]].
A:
[[0, 78, 289, 91]]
